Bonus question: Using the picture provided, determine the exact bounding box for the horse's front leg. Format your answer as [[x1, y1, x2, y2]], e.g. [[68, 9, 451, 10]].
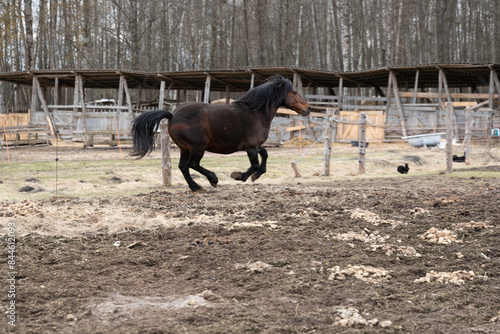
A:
[[250, 146, 268, 182], [231, 147, 260, 182]]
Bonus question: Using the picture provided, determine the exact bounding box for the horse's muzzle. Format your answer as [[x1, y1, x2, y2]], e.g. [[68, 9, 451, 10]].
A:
[[300, 107, 312, 116]]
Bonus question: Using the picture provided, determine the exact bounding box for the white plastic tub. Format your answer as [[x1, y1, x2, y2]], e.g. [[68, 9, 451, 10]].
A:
[[401, 133, 446, 147]]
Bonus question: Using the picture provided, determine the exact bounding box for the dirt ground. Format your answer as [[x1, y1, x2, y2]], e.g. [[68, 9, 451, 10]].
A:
[[1, 141, 500, 333], [1, 163, 499, 333]]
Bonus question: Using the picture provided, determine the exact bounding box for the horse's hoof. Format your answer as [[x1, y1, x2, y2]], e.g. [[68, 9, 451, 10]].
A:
[[210, 181, 218, 188], [190, 184, 203, 192], [251, 172, 261, 182], [230, 172, 243, 180]]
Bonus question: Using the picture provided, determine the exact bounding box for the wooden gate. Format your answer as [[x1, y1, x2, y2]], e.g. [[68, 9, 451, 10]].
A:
[[336, 110, 385, 142]]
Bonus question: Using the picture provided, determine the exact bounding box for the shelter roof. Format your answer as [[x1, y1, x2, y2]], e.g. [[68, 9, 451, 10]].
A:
[[1, 63, 499, 91]]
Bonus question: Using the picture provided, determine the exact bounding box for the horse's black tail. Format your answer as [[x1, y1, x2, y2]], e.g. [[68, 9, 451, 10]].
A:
[[130, 110, 172, 158]]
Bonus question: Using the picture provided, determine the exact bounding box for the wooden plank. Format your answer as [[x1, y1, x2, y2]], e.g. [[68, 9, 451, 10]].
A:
[[401, 106, 437, 111], [277, 109, 324, 117], [48, 105, 129, 110], [451, 102, 478, 107], [305, 94, 338, 100], [341, 95, 387, 102], [340, 104, 387, 110], [286, 124, 315, 132], [398, 92, 499, 99]]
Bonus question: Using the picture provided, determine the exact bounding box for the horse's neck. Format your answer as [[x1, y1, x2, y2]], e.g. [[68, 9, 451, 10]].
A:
[[234, 102, 279, 126], [264, 106, 279, 124]]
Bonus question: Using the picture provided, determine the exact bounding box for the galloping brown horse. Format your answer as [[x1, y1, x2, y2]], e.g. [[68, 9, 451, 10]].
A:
[[131, 75, 311, 191]]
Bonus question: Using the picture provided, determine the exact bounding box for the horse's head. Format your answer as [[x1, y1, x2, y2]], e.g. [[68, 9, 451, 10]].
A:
[[284, 88, 312, 116]]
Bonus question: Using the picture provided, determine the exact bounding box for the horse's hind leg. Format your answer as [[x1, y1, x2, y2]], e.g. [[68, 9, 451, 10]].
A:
[[188, 151, 219, 188], [231, 147, 260, 182], [251, 146, 268, 182], [178, 150, 203, 192]]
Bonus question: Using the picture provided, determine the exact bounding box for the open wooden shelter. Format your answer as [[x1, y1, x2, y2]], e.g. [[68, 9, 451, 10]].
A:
[[1, 63, 499, 146]]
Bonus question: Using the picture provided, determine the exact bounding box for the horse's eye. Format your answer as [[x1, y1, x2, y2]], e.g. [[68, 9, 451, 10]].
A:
[[293, 91, 297, 95]]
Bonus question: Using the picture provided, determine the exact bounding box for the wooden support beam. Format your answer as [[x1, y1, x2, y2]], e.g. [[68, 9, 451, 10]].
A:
[[30, 76, 39, 114], [385, 72, 393, 115], [203, 75, 211, 103], [412, 70, 420, 104], [464, 106, 471, 166], [246, 69, 267, 83], [439, 69, 453, 103], [293, 72, 304, 95], [77, 75, 88, 142], [54, 77, 60, 105], [33, 77, 56, 137], [337, 78, 344, 111], [204, 72, 241, 92], [137, 85, 142, 108], [375, 86, 385, 98], [121, 76, 133, 114], [492, 69, 500, 97], [158, 81, 166, 109], [438, 69, 443, 110], [490, 69, 495, 109], [117, 75, 124, 106], [156, 74, 198, 91], [440, 70, 457, 137], [358, 112, 367, 175], [158, 83, 172, 187], [389, 71, 407, 137], [446, 102, 454, 174]]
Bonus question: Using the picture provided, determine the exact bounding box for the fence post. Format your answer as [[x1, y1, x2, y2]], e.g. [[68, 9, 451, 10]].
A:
[[322, 108, 335, 176], [290, 161, 301, 177], [358, 112, 367, 175], [446, 102, 454, 173], [160, 119, 172, 186], [464, 106, 471, 165]]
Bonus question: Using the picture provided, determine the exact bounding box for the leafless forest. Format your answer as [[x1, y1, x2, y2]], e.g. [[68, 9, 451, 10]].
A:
[[1, 0, 500, 74]]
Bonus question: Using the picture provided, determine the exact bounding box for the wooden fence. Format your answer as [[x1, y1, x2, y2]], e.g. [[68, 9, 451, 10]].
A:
[[0, 113, 31, 141]]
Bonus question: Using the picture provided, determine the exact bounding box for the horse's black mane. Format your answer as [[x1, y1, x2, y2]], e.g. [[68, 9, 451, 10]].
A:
[[233, 75, 293, 113]]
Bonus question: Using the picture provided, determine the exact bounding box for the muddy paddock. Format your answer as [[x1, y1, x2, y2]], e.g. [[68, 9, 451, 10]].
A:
[[1, 170, 500, 333]]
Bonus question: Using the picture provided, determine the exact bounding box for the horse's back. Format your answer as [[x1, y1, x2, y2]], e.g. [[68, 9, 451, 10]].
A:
[[168, 102, 263, 154]]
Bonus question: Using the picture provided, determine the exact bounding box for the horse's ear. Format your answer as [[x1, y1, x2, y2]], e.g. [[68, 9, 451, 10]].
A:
[[267, 75, 284, 82]]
